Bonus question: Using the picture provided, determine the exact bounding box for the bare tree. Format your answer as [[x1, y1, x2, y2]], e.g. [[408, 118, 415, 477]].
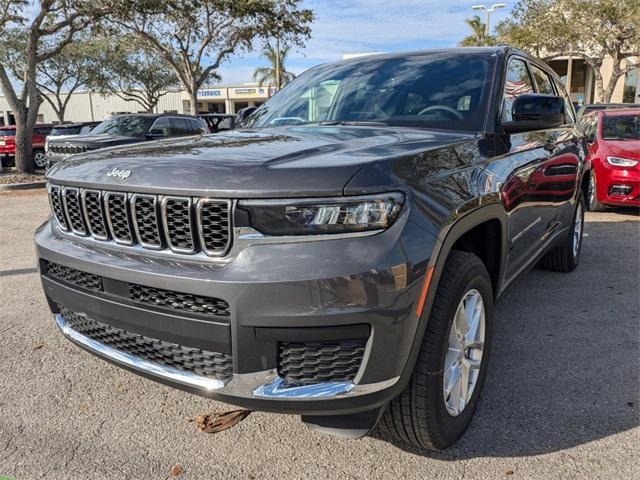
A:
[[0, 1, 109, 172], [113, 0, 313, 115]]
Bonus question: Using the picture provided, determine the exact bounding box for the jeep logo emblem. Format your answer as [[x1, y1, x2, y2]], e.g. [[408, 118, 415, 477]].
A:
[[106, 168, 131, 179]]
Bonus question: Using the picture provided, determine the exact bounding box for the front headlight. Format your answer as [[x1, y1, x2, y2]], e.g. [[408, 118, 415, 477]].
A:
[[607, 156, 638, 167], [238, 192, 404, 235]]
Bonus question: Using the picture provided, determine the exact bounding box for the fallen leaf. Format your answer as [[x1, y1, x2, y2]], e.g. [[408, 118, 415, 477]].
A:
[[505, 470, 515, 476], [195, 409, 251, 433], [79, 404, 89, 413], [32, 343, 44, 350], [169, 464, 183, 477]]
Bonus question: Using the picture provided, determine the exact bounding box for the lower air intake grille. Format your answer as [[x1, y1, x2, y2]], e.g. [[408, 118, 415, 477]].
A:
[[278, 340, 366, 386], [129, 284, 230, 318], [45, 261, 102, 292], [59, 307, 233, 381]]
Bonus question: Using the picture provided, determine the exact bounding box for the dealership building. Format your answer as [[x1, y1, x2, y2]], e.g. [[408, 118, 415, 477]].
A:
[[0, 84, 273, 126]]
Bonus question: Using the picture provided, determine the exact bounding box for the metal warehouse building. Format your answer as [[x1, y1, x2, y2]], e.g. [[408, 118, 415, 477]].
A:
[[0, 84, 273, 126]]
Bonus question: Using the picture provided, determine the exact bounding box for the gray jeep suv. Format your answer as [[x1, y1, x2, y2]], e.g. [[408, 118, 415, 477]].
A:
[[36, 47, 588, 450]]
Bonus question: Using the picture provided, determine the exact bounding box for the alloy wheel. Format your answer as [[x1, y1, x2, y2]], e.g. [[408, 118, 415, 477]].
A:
[[34, 152, 46, 168], [443, 289, 485, 417], [573, 201, 583, 258]]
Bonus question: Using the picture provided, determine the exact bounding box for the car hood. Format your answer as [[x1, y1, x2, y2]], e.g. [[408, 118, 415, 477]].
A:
[[603, 139, 640, 161], [47, 126, 474, 197]]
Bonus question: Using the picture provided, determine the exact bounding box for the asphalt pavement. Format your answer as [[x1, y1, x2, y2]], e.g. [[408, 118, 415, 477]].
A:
[[0, 189, 638, 480]]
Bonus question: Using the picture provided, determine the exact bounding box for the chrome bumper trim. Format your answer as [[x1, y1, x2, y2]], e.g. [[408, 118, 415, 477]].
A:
[[55, 313, 400, 400], [55, 314, 225, 391], [253, 377, 354, 398]]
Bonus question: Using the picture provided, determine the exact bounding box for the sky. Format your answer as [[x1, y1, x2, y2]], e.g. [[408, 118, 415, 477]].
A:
[[216, 0, 515, 85]]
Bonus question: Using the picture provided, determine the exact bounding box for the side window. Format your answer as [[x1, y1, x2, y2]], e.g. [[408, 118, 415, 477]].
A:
[[553, 78, 576, 125], [170, 118, 190, 135], [503, 58, 535, 121], [189, 119, 207, 133], [529, 64, 555, 95], [149, 117, 172, 137]]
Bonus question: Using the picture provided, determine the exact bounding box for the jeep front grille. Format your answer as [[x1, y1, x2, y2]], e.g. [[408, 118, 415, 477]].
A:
[[48, 184, 231, 256]]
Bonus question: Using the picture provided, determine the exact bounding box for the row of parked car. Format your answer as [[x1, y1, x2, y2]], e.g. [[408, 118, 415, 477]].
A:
[[0, 112, 238, 170]]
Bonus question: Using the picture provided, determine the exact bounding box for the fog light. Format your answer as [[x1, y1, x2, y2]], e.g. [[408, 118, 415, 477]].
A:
[[609, 185, 633, 196]]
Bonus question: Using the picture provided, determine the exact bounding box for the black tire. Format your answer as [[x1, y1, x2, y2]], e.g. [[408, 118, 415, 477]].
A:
[[587, 172, 607, 212], [381, 251, 493, 451], [540, 193, 585, 273], [33, 149, 46, 169]]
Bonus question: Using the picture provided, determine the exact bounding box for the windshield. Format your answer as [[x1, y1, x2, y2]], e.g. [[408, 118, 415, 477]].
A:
[[246, 53, 494, 132], [602, 114, 640, 140], [90, 116, 155, 138], [50, 126, 81, 136]]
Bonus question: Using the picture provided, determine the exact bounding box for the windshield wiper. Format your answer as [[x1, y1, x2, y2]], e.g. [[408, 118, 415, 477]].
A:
[[317, 120, 390, 126]]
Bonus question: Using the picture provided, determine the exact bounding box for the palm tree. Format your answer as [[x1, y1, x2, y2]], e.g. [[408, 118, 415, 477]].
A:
[[459, 15, 496, 47], [253, 43, 295, 90]]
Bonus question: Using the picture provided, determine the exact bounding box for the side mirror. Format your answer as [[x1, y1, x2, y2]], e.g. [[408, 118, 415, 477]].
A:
[[236, 106, 257, 125], [502, 94, 565, 134], [146, 129, 167, 139]]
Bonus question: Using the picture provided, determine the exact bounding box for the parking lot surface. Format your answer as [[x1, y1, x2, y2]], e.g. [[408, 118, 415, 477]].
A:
[[0, 189, 638, 480]]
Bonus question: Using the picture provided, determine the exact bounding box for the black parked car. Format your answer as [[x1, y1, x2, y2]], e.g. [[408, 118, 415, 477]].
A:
[[37, 47, 588, 450], [45, 113, 208, 169]]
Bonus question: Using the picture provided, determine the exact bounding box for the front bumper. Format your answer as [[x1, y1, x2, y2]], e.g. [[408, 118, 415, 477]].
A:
[[596, 163, 640, 207], [36, 211, 434, 416]]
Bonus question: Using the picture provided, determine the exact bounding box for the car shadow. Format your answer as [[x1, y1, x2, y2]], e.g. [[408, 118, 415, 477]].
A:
[[371, 219, 640, 458]]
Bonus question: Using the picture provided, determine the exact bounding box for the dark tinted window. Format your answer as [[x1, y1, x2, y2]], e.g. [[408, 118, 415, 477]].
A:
[[91, 116, 156, 137], [503, 58, 534, 121], [0, 129, 16, 137], [188, 119, 207, 133], [50, 126, 81, 136], [530, 64, 555, 95], [34, 126, 52, 135], [149, 117, 172, 136], [552, 78, 576, 124], [171, 118, 190, 135], [602, 114, 640, 140], [247, 53, 495, 132]]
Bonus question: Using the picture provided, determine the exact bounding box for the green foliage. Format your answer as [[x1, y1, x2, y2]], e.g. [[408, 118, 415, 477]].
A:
[[111, 0, 314, 113], [459, 15, 497, 47], [496, 0, 640, 102], [253, 43, 296, 88], [84, 35, 180, 113]]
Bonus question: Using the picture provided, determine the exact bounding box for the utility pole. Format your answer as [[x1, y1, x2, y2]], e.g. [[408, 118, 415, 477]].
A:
[[472, 3, 507, 36]]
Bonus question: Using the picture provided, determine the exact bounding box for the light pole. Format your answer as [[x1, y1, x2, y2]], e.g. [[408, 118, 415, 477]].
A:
[[471, 3, 506, 36]]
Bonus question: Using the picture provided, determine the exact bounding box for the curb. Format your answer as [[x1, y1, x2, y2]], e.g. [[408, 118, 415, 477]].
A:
[[0, 181, 47, 191]]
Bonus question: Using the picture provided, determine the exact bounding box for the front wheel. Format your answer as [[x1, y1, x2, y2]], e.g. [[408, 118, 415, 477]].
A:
[[588, 172, 607, 212], [33, 150, 46, 169], [381, 251, 493, 450], [540, 193, 585, 272]]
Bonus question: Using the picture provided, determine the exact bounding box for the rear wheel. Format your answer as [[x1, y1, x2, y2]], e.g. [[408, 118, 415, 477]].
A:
[[33, 150, 46, 169], [541, 193, 585, 272], [588, 172, 607, 212], [381, 251, 493, 450]]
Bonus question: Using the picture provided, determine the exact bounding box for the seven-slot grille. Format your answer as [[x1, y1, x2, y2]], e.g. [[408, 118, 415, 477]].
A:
[[48, 184, 231, 256], [59, 307, 233, 381]]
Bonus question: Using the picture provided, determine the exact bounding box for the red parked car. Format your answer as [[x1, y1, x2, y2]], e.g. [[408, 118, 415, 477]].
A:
[[581, 108, 640, 211], [0, 124, 53, 169]]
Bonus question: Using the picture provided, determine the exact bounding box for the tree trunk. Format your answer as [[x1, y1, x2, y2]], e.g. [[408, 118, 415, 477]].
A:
[[14, 115, 35, 173], [190, 87, 199, 115]]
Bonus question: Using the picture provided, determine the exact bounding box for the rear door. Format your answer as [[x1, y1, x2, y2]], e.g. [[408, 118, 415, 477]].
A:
[[501, 57, 581, 285]]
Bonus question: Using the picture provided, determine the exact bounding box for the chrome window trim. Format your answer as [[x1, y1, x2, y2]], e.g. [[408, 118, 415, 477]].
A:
[[130, 193, 163, 250], [195, 198, 232, 257], [61, 186, 88, 236], [104, 191, 135, 246], [160, 196, 196, 254], [48, 184, 69, 231], [81, 189, 110, 241]]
